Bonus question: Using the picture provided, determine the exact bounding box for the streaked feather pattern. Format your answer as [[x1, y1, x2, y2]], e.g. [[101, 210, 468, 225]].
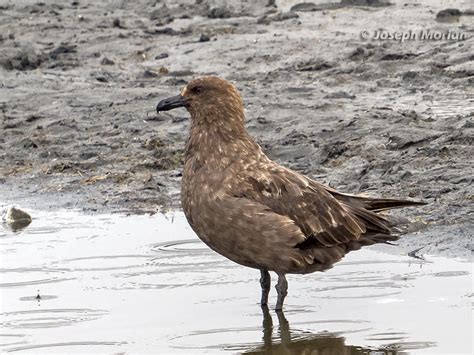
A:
[[178, 76, 425, 275]]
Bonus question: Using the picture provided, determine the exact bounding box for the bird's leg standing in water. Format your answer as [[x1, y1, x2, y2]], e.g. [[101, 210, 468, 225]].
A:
[[275, 273, 288, 311], [260, 269, 271, 306]]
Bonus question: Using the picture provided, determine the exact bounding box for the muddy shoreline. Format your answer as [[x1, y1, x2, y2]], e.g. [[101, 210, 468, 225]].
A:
[[0, 0, 472, 257]]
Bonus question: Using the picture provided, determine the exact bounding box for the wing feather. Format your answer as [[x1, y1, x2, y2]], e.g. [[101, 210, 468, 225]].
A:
[[232, 162, 391, 249]]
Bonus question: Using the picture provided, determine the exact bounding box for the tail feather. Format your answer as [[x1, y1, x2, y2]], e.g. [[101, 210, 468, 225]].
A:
[[343, 203, 392, 234], [325, 188, 427, 212], [355, 197, 426, 212]]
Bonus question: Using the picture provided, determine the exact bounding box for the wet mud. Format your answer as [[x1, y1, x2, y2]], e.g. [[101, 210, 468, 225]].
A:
[[0, 0, 473, 257]]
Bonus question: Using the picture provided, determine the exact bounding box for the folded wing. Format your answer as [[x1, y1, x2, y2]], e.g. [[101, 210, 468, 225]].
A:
[[232, 163, 398, 249]]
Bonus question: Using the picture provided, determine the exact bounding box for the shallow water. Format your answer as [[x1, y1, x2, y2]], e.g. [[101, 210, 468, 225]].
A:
[[0, 210, 472, 354]]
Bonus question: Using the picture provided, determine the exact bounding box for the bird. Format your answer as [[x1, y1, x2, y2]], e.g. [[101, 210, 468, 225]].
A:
[[156, 76, 425, 311]]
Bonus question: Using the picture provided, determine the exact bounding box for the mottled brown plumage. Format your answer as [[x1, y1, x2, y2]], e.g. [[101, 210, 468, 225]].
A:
[[156, 76, 425, 310]]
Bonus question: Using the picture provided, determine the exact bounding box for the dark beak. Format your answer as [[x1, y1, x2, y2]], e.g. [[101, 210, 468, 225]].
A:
[[156, 95, 188, 112]]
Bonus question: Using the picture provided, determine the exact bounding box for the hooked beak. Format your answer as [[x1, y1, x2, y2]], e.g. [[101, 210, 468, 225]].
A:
[[156, 94, 188, 112]]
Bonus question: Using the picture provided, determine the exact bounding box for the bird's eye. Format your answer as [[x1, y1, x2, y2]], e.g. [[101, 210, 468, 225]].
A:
[[191, 86, 203, 94]]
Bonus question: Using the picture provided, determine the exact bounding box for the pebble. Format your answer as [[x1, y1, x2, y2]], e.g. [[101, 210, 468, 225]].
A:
[[1, 205, 32, 231]]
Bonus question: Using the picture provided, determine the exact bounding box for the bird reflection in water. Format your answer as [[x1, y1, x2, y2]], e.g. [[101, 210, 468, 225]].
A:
[[245, 307, 404, 355]]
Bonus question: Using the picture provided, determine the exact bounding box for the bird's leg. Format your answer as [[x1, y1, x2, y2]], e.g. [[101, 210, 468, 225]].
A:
[[260, 269, 271, 307], [275, 273, 288, 311]]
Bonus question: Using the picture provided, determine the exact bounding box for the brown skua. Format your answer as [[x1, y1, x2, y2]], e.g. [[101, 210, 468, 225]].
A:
[[156, 76, 425, 310]]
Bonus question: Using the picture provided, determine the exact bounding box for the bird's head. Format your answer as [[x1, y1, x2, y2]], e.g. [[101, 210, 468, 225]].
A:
[[156, 76, 245, 126]]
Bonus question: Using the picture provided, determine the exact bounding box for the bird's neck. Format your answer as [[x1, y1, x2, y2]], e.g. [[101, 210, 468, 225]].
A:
[[184, 117, 261, 171]]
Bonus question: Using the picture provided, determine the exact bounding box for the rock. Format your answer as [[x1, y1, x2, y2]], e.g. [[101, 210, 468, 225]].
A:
[[143, 69, 159, 78], [112, 18, 126, 28], [208, 7, 234, 19], [101, 57, 115, 65], [290, 2, 322, 12], [159, 66, 169, 75], [380, 53, 417, 61], [95, 75, 109, 82], [26, 115, 42, 123], [1, 205, 32, 232], [341, 0, 391, 6], [198, 34, 210, 42], [44, 43, 79, 69], [155, 53, 169, 60], [21, 137, 38, 148], [0, 48, 42, 71], [49, 44, 77, 60], [436, 8, 461, 22], [258, 11, 299, 24], [402, 71, 418, 80]]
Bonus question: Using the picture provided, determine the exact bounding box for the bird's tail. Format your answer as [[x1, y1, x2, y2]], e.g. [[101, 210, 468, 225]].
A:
[[344, 196, 426, 234], [353, 196, 426, 212], [326, 188, 427, 212]]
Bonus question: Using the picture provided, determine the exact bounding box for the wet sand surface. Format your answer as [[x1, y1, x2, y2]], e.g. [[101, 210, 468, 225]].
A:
[[0, 210, 472, 354], [0, 0, 473, 257]]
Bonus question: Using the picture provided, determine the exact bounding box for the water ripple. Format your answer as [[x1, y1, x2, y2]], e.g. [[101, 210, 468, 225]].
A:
[[1, 308, 108, 329], [5, 341, 126, 353]]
